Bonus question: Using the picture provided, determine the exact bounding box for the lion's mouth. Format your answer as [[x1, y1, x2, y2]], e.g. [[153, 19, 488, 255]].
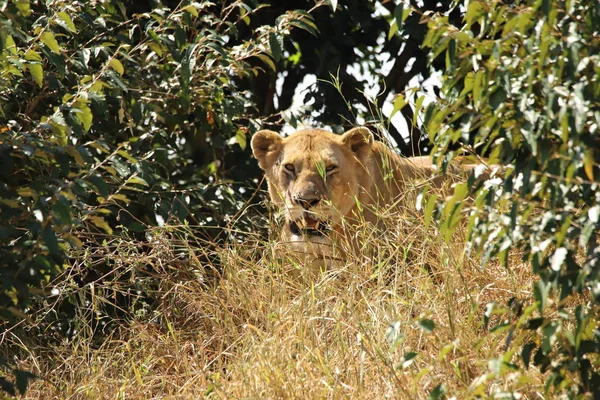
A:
[[289, 216, 331, 237]]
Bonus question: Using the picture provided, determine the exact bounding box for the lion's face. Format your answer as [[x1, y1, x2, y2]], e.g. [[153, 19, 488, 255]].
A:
[[251, 128, 374, 242]]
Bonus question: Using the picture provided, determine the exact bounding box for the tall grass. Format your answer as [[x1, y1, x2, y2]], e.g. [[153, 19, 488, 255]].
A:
[[6, 196, 550, 399]]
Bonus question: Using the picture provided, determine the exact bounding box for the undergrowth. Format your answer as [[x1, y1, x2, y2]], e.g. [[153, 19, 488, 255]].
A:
[[0, 196, 559, 399]]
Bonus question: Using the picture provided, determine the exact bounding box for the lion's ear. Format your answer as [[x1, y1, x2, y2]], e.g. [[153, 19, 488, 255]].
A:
[[251, 130, 283, 170], [341, 127, 373, 158]]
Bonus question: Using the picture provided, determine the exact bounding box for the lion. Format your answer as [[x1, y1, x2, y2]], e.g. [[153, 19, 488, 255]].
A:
[[251, 127, 472, 265]]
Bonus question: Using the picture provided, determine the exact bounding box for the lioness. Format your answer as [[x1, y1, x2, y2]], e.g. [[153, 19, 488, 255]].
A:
[[251, 127, 467, 264]]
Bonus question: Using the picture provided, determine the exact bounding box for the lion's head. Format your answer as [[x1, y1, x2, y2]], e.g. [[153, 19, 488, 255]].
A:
[[251, 127, 374, 242]]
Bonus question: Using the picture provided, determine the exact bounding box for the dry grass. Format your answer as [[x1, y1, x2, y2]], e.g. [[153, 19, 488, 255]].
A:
[[9, 201, 550, 399]]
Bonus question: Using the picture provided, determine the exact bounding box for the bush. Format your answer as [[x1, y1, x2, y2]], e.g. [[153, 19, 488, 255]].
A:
[[424, 0, 600, 396], [0, 0, 316, 394]]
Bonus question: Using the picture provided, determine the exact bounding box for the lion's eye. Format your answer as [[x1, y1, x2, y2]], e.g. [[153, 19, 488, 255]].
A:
[[325, 165, 337, 173], [284, 163, 295, 173]]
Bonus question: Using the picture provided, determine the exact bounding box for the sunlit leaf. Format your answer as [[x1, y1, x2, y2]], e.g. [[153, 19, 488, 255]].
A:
[[182, 4, 198, 17], [329, 0, 338, 12], [584, 150, 594, 181], [56, 11, 77, 33], [254, 54, 276, 72], [388, 21, 398, 41], [88, 216, 113, 234], [110, 194, 130, 204], [390, 94, 406, 118], [126, 176, 149, 186], [4, 35, 17, 55], [74, 104, 93, 132], [13, 0, 31, 16], [465, 1, 483, 27], [109, 58, 124, 75], [27, 63, 43, 87], [414, 95, 425, 125], [40, 31, 61, 54], [235, 130, 247, 150], [63, 234, 83, 248], [424, 193, 438, 230]]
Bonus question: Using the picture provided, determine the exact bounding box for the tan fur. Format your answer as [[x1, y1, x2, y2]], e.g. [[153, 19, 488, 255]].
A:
[[251, 127, 466, 264]]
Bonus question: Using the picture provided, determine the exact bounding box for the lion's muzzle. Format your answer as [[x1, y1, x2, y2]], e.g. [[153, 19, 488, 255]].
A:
[[288, 196, 332, 237], [289, 218, 331, 237]]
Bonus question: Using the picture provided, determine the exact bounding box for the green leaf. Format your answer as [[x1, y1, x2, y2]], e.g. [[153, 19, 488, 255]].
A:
[[429, 383, 447, 400], [465, 1, 483, 27], [489, 322, 512, 334], [254, 54, 276, 72], [401, 351, 418, 369], [394, 3, 404, 32], [63, 234, 83, 249], [237, 4, 251, 25], [489, 88, 506, 110], [25, 49, 42, 61], [88, 216, 113, 234], [27, 63, 43, 87], [446, 39, 456, 69], [288, 15, 319, 37], [24, 50, 44, 86], [128, 222, 146, 233], [459, 72, 474, 98], [235, 130, 247, 150], [41, 226, 60, 256], [88, 175, 108, 197], [584, 150, 594, 181], [418, 319, 435, 332], [444, 182, 468, 216], [438, 341, 458, 361], [52, 198, 72, 225], [126, 176, 149, 186], [424, 193, 438, 230], [388, 20, 398, 41], [109, 58, 124, 75], [521, 342, 536, 368], [13, 0, 31, 16], [414, 95, 425, 126], [75, 104, 93, 132], [269, 33, 282, 62], [542, 0, 550, 20], [182, 4, 199, 17], [541, 322, 558, 353], [4, 35, 17, 55], [473, 70, 484, 103], [40, 31, 61, 54], [110, 194, 130, 204], [390, 94, 406, 118], [56, 11, 77, 33], [533, 281, 550, 312]]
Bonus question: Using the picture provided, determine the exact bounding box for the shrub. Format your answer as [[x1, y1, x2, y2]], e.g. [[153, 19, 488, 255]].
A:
[[0, 0, 316, 394], [424, 0, 600, 396]]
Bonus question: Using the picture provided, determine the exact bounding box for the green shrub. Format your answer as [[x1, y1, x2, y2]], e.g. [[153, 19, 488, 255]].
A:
[[424, 0, 600, 396], [0, 0, 316, 393]]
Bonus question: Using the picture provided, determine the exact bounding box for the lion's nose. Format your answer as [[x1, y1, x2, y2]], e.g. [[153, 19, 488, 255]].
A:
[[295, 197, 320, 210]]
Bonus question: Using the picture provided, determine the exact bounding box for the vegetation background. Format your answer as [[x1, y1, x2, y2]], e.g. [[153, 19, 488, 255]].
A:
[[0, 0, 598, 398]]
